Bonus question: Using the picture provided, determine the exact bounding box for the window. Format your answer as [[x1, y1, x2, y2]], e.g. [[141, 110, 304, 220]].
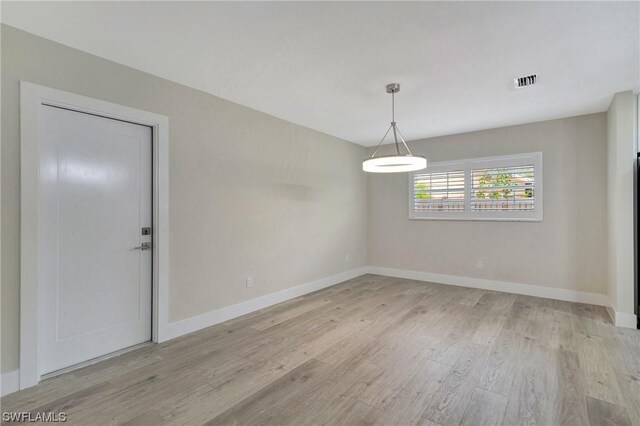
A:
[[409, 152, 542, 221], [471, 165, 535, 212], [413, 169, 465, 212]]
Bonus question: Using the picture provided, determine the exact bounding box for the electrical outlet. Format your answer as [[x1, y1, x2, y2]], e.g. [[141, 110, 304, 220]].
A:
[[246, 277, 254, 288], [344, 254, 350, 263], [476, 260, 484, 270]]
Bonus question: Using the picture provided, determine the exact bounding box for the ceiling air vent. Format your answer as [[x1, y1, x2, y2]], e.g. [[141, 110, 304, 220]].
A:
[[514, 74, 537, 89]]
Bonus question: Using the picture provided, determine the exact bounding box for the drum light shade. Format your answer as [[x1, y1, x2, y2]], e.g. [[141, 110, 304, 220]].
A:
[[363, 83, 427, 174], [362, 154, 427, 173]]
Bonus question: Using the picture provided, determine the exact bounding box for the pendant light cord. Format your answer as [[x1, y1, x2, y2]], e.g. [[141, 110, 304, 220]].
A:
[[391, 91, 401, 154], [392, 91, 395, 122]]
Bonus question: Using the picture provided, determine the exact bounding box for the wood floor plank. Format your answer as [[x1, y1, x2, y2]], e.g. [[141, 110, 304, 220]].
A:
[[502, 359, 559, 426], [477, 329, 521, 396], [424, 342, 491, 425], [586, 395, 633, 426], [556, 349, 589, 426], [456, 287, 486, 306], [600, 331, 640, 425], [250, 299, 332, 331], [575, 334, 625, 405], [376, 360, 451, 425], [459, 387, 507, 426], [205, 358, 328, 425], [1, 274, 637, 426]]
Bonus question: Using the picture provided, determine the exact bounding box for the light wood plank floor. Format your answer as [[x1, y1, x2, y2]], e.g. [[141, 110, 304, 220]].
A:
[[2, 274, 639, 425]]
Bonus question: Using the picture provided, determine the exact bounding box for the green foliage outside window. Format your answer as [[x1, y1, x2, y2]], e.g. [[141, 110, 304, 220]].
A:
[[476, 169, 514, 199], [415, 183, 431, 199]]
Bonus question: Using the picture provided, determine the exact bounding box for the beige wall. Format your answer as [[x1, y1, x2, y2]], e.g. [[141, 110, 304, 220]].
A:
[[606, 91, 637, 315], [0, 25, 368, 373], [368, 114, 608, 296]]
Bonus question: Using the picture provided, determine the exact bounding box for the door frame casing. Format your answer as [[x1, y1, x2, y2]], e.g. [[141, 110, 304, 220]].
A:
[[19, 81, 170, 389]]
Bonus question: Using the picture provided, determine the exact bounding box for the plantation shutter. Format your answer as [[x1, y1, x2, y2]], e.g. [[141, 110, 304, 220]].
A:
[[409, 152, 542, 221], [412, 170, 465, 212]]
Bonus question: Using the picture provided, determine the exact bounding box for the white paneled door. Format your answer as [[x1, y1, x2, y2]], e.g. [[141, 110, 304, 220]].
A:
[[38, 105, 152, 375]]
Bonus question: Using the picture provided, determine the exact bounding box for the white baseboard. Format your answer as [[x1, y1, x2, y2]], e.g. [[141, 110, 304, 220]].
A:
[[1, 370, 19, 397], [368, 266, 610, 307], [613, 312, 638, 328], [166, 267, 370, 340], [606, 304, 638, 329]]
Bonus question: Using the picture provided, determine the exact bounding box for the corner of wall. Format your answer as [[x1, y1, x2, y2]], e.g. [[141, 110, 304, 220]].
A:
[[606, 91, 637, 319]]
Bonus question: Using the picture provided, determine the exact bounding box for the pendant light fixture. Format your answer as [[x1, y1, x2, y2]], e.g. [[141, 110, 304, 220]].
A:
[[363, 83, 427, 173]]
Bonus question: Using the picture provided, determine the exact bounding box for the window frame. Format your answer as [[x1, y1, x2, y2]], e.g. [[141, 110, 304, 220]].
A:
[[408, 152, 543, 222]]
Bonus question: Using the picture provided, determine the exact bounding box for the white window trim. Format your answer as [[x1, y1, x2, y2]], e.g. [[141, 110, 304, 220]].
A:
[[408, 152, 543, 222], [19, 82, 170, 390]]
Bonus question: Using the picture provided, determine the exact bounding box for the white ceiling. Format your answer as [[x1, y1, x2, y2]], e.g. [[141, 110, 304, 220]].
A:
[[2, 1, 638, 146]]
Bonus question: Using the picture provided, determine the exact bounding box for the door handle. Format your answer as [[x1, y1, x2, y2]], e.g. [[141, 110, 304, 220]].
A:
[[133, 242, 151, 251]]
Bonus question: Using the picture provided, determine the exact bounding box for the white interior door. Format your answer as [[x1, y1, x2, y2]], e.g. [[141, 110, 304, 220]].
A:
[[38, 105, 152, 375]]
